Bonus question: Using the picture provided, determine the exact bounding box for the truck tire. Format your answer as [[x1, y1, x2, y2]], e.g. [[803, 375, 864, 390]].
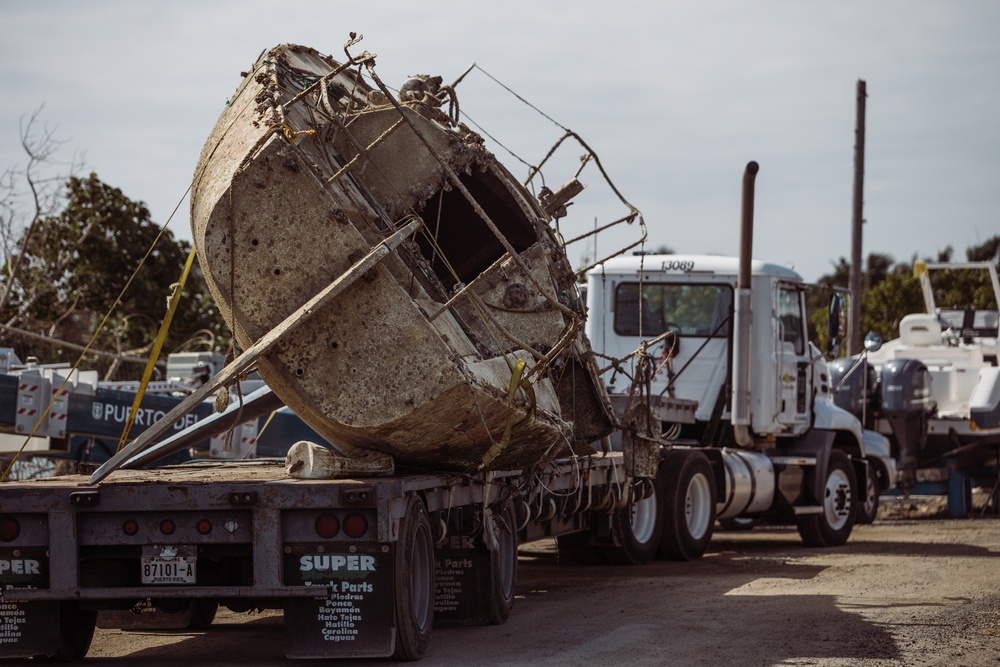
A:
[[488, 501, 518, 624], [53, 601, 97, 661], [797, 449, 856, 547], [856, 470, 879, 525], [657, 451, 716, 561], [392, 496, 435, 661], [606, 479, 663, 565]]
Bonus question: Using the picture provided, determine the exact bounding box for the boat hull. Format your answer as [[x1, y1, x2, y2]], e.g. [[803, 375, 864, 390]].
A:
[[190, 44, 614, 470]]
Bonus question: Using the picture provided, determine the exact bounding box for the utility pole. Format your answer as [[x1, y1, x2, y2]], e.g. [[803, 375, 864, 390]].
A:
[[849, 79, 866, 356]]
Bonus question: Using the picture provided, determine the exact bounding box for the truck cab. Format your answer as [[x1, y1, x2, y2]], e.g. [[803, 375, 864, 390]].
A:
[[587, 254, 840, 443], [586, 252, 883, 548]]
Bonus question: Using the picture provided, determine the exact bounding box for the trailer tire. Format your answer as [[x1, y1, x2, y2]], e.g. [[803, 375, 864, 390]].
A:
[[392, 496, 435, 661], [657, 451, 716, 561], [487, 501, 518, 624], [606, 479, 663, 565], [797, 449, 856, 547], [52, 601, 97, 661]]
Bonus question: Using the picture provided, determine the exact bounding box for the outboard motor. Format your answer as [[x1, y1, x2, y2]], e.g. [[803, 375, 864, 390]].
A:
[[829, 356, 879, 429], [879, 358, 935, 489]]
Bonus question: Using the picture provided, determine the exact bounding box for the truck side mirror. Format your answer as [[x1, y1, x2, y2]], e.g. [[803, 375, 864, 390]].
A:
[[826, 293, 846, 359], [863, 331, 882, 352]]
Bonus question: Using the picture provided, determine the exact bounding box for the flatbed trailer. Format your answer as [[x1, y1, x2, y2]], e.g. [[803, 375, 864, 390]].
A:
[[0, 451, 650, 660]]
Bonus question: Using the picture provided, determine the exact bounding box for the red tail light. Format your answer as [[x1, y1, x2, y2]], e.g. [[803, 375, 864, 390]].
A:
[[197, 519, 212, 535], [122, 519, 139, 536], [315, 513, 340, 538], [160, 519, 176, 535], [0, 515, 19, 542], [343, 513, 368, 539]]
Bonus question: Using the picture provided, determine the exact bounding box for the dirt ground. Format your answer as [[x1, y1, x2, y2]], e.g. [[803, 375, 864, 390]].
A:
[[72, 495, 1000, 666]]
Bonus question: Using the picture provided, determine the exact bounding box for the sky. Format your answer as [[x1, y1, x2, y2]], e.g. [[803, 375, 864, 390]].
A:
[[1, 0, 998, 283]]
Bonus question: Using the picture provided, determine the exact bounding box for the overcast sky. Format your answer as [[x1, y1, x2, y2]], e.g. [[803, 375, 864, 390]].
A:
[[2, 0, 998, 282]]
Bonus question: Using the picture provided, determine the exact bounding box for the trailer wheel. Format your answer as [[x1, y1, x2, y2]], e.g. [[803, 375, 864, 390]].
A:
[[487, 501, 518, 624], [606, 478, 663, 565], [392, 496, 435, 661], [797, 449, 856, 547], [52, 601, 97, 661], [657, 451, 716, 561]]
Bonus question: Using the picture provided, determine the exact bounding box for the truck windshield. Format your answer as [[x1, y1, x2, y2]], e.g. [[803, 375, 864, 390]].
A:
[[614, 283, 732, 337]]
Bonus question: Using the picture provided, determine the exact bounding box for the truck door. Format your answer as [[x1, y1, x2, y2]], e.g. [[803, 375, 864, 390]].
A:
[[775, 283, 811, 433]]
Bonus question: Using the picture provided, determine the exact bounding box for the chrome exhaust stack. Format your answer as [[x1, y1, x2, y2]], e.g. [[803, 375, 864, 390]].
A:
[[732, 161, 758, 447]]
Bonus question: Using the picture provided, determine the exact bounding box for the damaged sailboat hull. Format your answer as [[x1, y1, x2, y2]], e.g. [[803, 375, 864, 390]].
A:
[[189, 42, 614, 471]]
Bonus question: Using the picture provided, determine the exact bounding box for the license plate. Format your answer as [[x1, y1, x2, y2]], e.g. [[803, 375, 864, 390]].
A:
[[141, 556, 196, 584]]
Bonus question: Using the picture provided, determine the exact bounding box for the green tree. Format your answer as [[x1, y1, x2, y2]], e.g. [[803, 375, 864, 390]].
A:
[[808, 237, 1000, 354], [967, 236, 1000, 263], [858, 269, 924, 343], [2, 171, 228, 378]]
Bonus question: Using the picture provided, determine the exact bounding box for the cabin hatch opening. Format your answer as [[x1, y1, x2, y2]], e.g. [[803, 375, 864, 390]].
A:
[[415, 169, 536, 292]]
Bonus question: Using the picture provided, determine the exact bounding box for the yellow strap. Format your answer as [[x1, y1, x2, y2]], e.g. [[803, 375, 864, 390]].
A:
[[480, 358, 536, 469], [116, 247, 198, 452]]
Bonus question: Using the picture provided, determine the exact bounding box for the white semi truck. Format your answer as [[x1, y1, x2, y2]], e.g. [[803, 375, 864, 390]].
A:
[[581, 163, 891, 558]]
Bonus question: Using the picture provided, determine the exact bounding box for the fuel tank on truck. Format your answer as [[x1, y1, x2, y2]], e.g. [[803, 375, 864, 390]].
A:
[[189, 42, 616, 472]]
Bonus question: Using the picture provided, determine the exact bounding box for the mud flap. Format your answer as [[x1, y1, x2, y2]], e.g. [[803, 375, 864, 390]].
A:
[[282, 546, 394, 658], [0, 600, 60, 658], [782, 430, 835, 506], [1, 545, 56, 659], [433, 538, 492, 626]]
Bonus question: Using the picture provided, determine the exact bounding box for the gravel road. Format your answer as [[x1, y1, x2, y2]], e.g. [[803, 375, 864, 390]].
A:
[[72, 500, 1000, 666]]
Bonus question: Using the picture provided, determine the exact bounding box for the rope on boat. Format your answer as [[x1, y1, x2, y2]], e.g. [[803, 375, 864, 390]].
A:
[[266, 122, 316, 144]]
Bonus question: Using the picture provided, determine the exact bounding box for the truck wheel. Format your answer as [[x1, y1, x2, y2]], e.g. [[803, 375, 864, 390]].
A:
[[657, 451, 716, 561], [487, 501, 518, 624], [392, 496, 435, 660], [856, 471, 879, 525], [606, 479, 663, 565], [53, 601, 97, 661], [797, 449, 856, 547]]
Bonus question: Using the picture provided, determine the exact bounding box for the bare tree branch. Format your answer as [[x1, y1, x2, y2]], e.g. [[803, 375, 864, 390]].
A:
[[0, 107, 85, 329]]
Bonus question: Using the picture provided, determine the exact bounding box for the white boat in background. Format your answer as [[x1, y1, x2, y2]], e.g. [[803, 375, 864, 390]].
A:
[[849, 261, 1000, 487]]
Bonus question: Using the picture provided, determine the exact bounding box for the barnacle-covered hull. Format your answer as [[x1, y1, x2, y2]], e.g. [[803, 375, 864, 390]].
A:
[[190, 43, 614, 470]]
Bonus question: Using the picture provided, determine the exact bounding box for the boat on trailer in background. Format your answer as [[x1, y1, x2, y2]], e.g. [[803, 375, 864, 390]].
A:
[[831, 261, 1000, 514]]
